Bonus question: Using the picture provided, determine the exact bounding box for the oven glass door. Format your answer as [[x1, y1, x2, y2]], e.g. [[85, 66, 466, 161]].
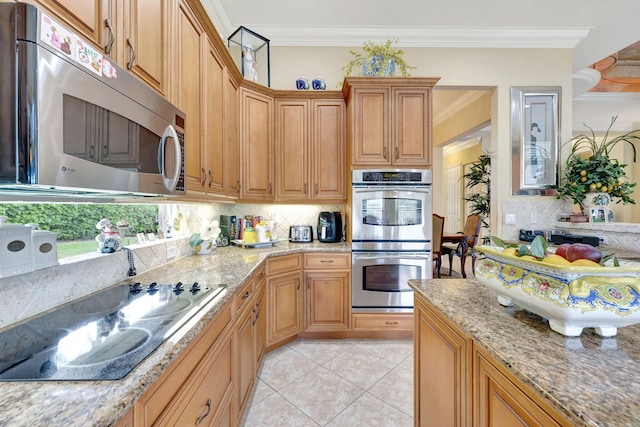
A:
[[352, 252, 431, 310], [352, 186, 432, 243]]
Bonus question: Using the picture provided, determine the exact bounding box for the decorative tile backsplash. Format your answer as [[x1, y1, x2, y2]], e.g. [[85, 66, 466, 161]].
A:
[[0, 202, 346, 329], [502, 199, 640, 252]]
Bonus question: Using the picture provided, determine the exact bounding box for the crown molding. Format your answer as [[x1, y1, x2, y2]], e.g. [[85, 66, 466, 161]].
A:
[[443, 136, 482, 157], [433, 91, 489, 127], [237, 26, 590, 49]]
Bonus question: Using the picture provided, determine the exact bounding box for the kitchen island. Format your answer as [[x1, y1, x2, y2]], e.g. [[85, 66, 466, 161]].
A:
[[0, 241, 349, 427], [410, 278, 640, 427]]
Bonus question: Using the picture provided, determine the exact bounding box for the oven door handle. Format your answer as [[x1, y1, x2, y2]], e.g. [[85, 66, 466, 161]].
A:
[[353, 253, 431, 261], [353, 186, 431, 192]]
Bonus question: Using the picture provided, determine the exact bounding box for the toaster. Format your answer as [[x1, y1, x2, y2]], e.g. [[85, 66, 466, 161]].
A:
[[289, 225, 313, 243]]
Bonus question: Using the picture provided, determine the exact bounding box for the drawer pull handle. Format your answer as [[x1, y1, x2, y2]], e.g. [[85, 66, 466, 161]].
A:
[[242, 291, 250, 300], [196, 398, 211, 425], [385, 321, 399, 325], [320, 260, 334, 263]]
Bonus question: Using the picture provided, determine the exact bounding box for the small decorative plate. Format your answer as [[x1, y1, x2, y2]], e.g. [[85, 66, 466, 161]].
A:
[[232, 238, 287, 249]]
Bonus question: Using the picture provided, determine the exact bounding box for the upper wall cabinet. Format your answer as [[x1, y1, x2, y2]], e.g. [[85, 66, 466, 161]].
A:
[[343, 77, 440, 168], [36, 0, 172, 97], [240, 86, 274, 201], [275, 95, 346, 202]]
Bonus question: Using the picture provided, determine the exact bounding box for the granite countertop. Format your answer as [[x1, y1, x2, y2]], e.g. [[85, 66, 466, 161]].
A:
[[409, 278, 640, 427], [0, 241, 350, 427]]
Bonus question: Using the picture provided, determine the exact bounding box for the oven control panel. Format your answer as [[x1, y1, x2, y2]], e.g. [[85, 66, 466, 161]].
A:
[[353, 169, 432, 185]]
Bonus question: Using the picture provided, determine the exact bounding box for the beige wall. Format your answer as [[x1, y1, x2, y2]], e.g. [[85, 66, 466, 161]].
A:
[[270, 45, 574, 237]]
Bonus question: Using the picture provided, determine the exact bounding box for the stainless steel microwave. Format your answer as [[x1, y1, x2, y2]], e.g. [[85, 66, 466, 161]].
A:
[[0, 3, 186, 198]]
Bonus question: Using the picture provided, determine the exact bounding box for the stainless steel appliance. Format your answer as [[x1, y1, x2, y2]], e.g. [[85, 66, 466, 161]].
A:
[[0, 281, 226, 381], [0, 3, 186, 197], [351, 169, 432, 311], [289, 225, 313, 242], [317, 211, 343, 243]]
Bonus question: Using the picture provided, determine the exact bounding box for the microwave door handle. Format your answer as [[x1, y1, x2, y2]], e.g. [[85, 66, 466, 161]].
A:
[[158, 125, 181, 192]]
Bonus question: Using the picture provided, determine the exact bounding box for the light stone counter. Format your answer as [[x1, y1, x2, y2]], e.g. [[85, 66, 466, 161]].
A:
[[410, 278, 640, 427], [0, 241, 350, 427]]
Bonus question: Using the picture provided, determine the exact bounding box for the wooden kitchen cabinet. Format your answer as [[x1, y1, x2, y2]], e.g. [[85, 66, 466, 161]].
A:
[[414, 292, 572, 427], [134, 303, 234, 426], [240, 86, 274, 201], [254, 265, 267, 367], [36, 0, 171, 97], [274, 97, 346, 202], [344, 77, 439, 168], [236, 279, 256, 416], [35, 0, 115, 58], [414, 296, 472, 427], [304, 253, 351, 332], [119, 0, 171, 96], [474, 346, 570, 427], [224, 69, 241, 198], [266, 254, 302, 348]]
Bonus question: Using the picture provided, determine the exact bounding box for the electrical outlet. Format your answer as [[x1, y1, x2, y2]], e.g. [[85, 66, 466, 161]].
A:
[[166, 247, 177, 259], [598, 236, 609, 245], [531, 213, 538, 224], [505, 214, 516, 224]]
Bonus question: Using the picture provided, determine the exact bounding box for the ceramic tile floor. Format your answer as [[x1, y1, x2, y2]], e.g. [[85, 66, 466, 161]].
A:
[[240, 338, 414, 427]]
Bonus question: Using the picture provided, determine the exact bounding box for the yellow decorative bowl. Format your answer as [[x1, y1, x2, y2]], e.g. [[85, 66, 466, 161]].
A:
[[474, 245, 640, 337], [242, 228, 258, 243]]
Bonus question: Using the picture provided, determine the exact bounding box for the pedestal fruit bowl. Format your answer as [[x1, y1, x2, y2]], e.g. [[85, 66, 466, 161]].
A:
[[474, 245, 640, 337]]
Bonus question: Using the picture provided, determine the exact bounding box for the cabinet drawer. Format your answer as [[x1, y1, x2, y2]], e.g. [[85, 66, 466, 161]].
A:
[[304, 253, 350, 269], [234, 278, 254, 315], [352, 313, 413, 330], [266, 253, 302, 275]]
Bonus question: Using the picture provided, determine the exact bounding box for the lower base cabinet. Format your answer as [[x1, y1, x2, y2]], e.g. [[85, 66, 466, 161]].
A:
[[133, 303, 235, 426], [414, 294, 572, 427]]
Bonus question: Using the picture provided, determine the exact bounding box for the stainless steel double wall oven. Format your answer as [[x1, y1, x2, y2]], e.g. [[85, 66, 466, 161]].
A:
[[351, 169, 433, 311]]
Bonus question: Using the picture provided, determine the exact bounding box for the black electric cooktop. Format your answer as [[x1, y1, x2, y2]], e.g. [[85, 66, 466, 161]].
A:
[[0, 281, 226, 381]]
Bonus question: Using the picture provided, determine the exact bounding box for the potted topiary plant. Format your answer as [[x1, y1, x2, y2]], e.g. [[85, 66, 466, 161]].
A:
[[342, 38, 416, 77], [463, 152, 491, 244], [554, 116, 639, 217]]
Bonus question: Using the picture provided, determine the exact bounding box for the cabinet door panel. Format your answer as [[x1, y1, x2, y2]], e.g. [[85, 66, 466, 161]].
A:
[[353, 88, 389, 165], [276, 100, 309, 200], [394, 89, 431, 165], [240, 88, 274, 199], [305, 270, 350, 331], [224, 71, 240, 197], [39, 0, 112, 55], [204, 38, 225, 194], [415, 299, 471, 427], [312, 100, 346, 201], [175, 2, 205, 192], [267, 271, 301, 346], [122, 0, 167, 95], [474, 348, 563, 427], [237, 306, 255, 413]]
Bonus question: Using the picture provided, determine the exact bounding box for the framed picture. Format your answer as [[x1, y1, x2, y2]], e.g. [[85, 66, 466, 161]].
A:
[[590, 208, 607, 223], [511, 86, 560, 195]]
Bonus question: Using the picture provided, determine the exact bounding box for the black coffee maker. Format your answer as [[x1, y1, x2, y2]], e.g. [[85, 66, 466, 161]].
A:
[[317, 212, 342, 243]]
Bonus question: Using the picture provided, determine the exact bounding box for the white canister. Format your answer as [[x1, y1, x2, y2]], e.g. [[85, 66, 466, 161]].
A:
[[0, 216, 34, 278], [32, 229, 59, 270], [255, 225, 271, 242]]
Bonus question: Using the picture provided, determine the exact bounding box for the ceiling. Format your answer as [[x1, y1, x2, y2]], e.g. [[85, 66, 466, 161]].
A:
[[202, 0, 640, 132]]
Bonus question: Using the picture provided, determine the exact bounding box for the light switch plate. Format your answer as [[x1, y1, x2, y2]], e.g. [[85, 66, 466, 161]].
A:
[[505, 214, 516, 224]]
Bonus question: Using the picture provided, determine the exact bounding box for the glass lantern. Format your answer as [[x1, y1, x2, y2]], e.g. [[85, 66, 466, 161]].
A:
[[227, 26, 270, 87]]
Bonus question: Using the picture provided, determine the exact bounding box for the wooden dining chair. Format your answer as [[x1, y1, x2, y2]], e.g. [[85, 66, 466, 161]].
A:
[[432, 214, 445, 278], [442, 214, 482, 278]]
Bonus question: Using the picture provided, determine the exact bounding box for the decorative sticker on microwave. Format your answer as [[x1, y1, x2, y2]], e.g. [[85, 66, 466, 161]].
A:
[[102, 59, 118, 79], [40, 14, 75, 59], [76, 39, 103, 76]]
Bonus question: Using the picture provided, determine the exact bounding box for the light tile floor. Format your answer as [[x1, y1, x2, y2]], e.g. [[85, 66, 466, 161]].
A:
[[240, 338, 414, 427]]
